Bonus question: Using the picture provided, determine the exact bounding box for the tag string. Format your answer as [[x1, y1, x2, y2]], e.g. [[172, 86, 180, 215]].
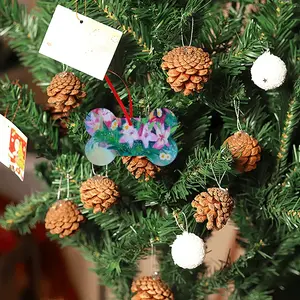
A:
[[181, 16, 194, 47], [210, 163, 226, 190], [57, 176, 63, 200], [233, 99, 242, 132], [173, 211, 189, 232], [104, 70, 133, 126], [4, 106, 9, 118], [66, 174, 70, 200], [150, 238, 155, 276], [4, 98, 22, 123], [75, 0, 87, 22], [91, 164, 97, 176]]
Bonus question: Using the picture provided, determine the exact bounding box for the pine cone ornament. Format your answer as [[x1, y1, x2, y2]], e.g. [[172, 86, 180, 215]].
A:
[[45, 200, 85, 238], [161, 46, 213, 96], [192, 188, 234, 230], [80, 176, 120, 213], [46, 72, 86, 125], [224, 131, 261, 172], [131, 276, 174, 300], [122, 156, 161, 181]]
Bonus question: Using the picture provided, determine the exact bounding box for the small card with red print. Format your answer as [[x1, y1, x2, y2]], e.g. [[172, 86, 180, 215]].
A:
[[0, 114, 27, 181]]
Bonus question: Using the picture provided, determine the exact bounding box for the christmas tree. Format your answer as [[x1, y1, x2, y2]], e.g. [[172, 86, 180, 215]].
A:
[[0, 0, 299, 299]]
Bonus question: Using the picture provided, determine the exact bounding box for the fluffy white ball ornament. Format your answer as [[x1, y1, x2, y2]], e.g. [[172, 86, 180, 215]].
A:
[[171, 231, 205, 269], [251, 51, 287, 90]]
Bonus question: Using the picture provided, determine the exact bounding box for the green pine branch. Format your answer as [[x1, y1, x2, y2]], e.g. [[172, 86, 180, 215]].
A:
[[0, 0, 299, 298], [91, 0, 152, 53], [0, 192, 53, 234], [216, 20, 267, 76], [195, 241, 266, 299], [53, 229, 140, 299], [263, 146, 300, 229], [222, 98, 277, 151], [51, 204, 202, 299], [254, 1, 298, 56], [0, 0, 105, 97], [276, 78, 300, 171], [170, 146, 233, 200], [0, 79, 59, 158], [0, 0, 61, 82]]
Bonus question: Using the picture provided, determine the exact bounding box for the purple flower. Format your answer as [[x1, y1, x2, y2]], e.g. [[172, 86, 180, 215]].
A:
[[119, 123, 139, 148], [153, 124, 170, 149], [138, 124, 157, 148]]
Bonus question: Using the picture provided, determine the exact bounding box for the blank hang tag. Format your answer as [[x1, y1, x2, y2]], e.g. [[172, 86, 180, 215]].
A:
[[0, 115, 28, 181], [39, 5, 123, 80]]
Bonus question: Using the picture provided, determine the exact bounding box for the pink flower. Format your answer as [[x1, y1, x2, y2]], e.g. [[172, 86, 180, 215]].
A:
[[149, 108, 166, 124], [153, 124, 170, 149], [101, 109, 115, 128], [138, 124, 157, 148], [119, 123, 139, 148], [85, 109, 103, 135]]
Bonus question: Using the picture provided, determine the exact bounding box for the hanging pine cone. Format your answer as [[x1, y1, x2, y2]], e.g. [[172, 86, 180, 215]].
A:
[[224, 131, 261, 172], [161, 46, 213, 96], [80, 176, 120, 213], [122, 156, 161, 181], [192, 188, 234, 230], [45, 200, 85, 238], [131, 276, 174, 300], [46, 72, 86, 126]]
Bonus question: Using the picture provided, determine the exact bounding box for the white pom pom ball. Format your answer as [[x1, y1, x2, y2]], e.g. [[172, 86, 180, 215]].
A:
[[171, 231, 205, 269], [251, 51, 287, 90]]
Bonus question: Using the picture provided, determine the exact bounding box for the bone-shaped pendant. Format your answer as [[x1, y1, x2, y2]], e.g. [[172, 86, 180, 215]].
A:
[[84, 108, 178, 166]]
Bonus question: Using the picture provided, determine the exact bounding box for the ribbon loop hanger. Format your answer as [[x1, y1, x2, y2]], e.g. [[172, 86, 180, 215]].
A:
[[104, 70, 133, 125]]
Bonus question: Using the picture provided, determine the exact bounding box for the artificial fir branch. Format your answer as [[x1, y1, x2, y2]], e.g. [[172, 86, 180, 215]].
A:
[[277, 98, 296, 160], [0, 0, 61, 82], [254, 1, 298, 56], [51, 229, 137, 299], [0, 80, 59, 158], [0, 192, 53, 234], [216, 20, 267, 76], [0, 0, 104, 96], [92, 0, 151, 53], [264, 146, 300, 229], [49, 153, 168, 208], [0, 0, 299, 299], [276, 78, 300, 171], [194, 242, 267, 299], [277, 100, 297, 164], [170, 147, 233, 200]]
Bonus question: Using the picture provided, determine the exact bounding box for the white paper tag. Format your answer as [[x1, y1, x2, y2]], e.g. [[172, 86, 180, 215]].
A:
[[0, 115, 28, 181], [39, 5, 122, 80]]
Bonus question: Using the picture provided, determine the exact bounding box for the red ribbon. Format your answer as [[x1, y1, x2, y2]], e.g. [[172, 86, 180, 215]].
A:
[[104, 70, 133, 125]]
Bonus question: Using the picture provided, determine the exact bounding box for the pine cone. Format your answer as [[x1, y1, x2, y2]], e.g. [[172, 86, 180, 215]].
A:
[[46, 72, 86, 125], [80, 176, 120, 213], [224, 131, 261, 172], [45, 200, 85, 238], [161, 46, 213, 96], [122, 156, 160, 181], [192, 188, 234, 230], [131, 276, 174, 300]]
